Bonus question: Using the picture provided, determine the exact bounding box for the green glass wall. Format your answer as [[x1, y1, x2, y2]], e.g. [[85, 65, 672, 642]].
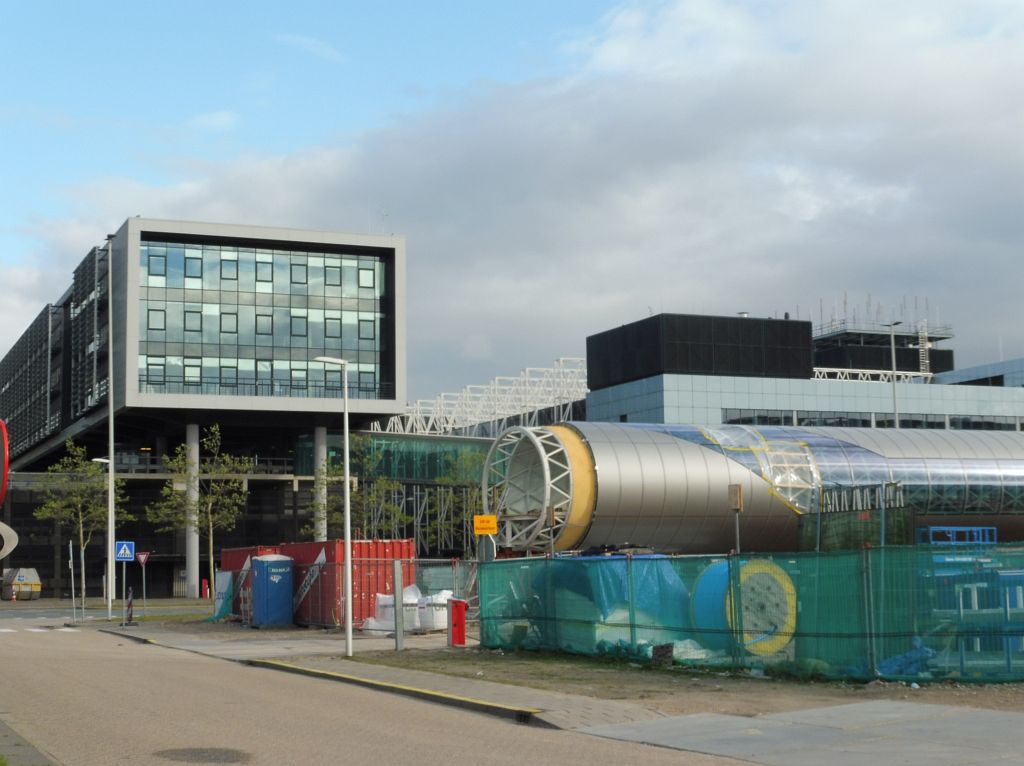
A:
[[293, 432, 489, 482]]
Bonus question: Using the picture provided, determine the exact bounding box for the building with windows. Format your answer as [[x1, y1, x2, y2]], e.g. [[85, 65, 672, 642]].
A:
[[1, 218, 406, 595], [585, 312, 1024, 430]]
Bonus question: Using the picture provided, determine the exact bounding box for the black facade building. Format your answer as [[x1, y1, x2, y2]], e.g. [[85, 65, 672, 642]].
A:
[[587, 313, 813, 391]]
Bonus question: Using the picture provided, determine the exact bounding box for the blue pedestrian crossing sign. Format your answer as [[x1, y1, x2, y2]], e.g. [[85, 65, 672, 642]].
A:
[[115, 541, 136, 561]]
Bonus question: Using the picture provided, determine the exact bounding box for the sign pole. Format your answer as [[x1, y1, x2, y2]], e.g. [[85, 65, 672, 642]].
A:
[[121, 560, 126, 626], [136, 551, 151, 618], [393, 558, 405, 652], [68, 541, 76, 623], [115, 540, 135, 626], [728, 484, 743, 554]]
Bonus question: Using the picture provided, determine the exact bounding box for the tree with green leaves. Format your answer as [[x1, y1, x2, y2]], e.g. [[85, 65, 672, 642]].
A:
[[35, 439, 129, 604], [146, 424, 252, 594]]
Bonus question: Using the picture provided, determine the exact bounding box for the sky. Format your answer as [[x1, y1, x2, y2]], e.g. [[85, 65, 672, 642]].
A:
[[2, 0, 1023, 404]]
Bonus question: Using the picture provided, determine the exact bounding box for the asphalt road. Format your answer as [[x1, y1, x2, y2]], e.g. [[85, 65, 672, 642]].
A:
[[0, 626, 740, 766], [0, 597, 212, 622]]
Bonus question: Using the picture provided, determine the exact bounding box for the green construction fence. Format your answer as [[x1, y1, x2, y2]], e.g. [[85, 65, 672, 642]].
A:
[[479, 545, 1024, 682]]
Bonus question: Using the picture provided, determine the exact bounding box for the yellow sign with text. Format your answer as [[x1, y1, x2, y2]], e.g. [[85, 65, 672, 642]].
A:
[[473, 514, 498, 536]]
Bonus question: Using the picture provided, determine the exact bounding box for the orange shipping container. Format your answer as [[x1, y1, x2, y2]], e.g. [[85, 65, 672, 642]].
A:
[[280, 539, 416, 627]]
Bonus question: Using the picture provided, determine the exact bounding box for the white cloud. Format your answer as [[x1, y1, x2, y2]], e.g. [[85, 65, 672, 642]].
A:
[[275, 34, 345, 64], [576, 0, 779, 77], [187, 111, 239, 132], [769, 166, 912, 222], [7, 1, 1024, 399]]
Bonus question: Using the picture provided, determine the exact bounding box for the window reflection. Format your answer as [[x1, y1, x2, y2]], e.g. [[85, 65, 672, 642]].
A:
[[138, 239, 392, 400]]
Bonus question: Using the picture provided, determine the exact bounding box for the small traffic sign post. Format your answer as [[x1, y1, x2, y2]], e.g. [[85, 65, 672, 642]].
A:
[[136, 551, 151, 617], [473, 515, 499, 562], [115, 541, 135, 627], [473, 514, 498, 536]]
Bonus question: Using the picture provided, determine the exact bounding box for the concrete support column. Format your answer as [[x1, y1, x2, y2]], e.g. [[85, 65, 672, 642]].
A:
[[185, 423, 200, 598], [314, 426, 328, 541]]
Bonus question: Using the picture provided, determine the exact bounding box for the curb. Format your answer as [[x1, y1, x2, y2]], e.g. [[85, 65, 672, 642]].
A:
[[99, 627, 159, 646], [0, 717, 57, 766], [100, 629, 549, 727], [246, 659, 550, 727]]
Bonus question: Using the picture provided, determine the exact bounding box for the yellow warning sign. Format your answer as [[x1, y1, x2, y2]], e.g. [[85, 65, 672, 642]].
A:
[[473, 514, 498, 536]]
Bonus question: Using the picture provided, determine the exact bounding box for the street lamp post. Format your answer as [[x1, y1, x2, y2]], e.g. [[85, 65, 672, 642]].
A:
[[885, 321, 903, 429], [314, 356, 352, 657], [105, 234, 116, 619]]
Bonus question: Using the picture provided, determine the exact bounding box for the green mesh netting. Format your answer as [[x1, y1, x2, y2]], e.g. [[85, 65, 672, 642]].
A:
[[479, 545, 1024, 682]]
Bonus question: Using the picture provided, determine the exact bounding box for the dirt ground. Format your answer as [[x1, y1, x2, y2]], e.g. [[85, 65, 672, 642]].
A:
[[349, 645, 1024, 718], [145, 618, 1024, 716]]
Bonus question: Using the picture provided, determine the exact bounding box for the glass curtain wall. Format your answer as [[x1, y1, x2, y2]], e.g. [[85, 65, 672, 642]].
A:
[[654, 423, 1024, 517], [137, 239, 391, 399]]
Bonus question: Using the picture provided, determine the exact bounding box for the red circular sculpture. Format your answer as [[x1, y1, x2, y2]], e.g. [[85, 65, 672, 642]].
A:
[[0, 419, 8, 507]]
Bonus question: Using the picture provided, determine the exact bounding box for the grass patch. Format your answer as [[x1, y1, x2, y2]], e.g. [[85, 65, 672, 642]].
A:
[[134, 612, 211, 623]]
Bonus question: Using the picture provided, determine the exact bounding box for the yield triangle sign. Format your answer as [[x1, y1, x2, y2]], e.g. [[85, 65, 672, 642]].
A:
[[136, 551, 151, 566]]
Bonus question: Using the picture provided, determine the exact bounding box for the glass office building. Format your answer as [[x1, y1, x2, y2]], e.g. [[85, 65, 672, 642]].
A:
[[585, 313, 1024, 431], [3, 218, 406, 470], [137, 237, 392, 401], [0, 219, 407, 596]]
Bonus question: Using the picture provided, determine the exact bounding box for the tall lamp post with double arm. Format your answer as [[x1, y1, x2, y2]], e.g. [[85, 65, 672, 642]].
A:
[[314, 356, 353, 657], [884, 321, 903, 429], [104, 234, 116, 619]]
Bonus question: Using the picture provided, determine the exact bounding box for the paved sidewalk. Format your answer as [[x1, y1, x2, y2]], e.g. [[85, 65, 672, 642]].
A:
[[581, 701, 1023, 765], [0, 718, 52, 766], [100, 624, 1024, 764], [106, 625, 661, 730], [260, 655, 664, 729]]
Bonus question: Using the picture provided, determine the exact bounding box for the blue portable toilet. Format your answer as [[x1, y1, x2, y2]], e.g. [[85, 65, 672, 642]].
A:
[[251, 554, 294, 627]]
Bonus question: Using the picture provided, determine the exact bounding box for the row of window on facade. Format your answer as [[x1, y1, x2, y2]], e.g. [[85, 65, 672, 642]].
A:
[[140, 357, 378, 393], [143, 244, 382, 296], [149, 257, 375, 286], [146, 307, 376, 340], [721, 408, 1020, 430]]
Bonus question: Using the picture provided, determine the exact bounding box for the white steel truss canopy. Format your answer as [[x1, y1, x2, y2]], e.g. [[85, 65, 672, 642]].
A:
[[370, 358, 587, 437], [813, 368, 933, 382]]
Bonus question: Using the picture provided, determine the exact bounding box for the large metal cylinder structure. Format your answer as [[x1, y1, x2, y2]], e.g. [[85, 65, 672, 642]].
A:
[[483, 422, 1024, 554]]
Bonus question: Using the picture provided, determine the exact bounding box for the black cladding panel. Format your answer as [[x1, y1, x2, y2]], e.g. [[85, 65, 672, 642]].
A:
[[813, 346, 955, 373], [587, 313, 813, 389]]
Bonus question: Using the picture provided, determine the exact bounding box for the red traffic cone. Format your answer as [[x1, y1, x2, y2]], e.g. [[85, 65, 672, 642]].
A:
[[11, 588, 16, 603]]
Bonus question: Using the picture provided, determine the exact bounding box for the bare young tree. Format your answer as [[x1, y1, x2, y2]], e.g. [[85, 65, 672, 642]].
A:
[[147, 425, 252, 594], [35, 439, 129, 604]]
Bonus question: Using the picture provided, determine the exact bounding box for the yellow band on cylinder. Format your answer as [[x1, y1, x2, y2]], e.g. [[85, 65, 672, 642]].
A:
[[548, 425, 597, 552]]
